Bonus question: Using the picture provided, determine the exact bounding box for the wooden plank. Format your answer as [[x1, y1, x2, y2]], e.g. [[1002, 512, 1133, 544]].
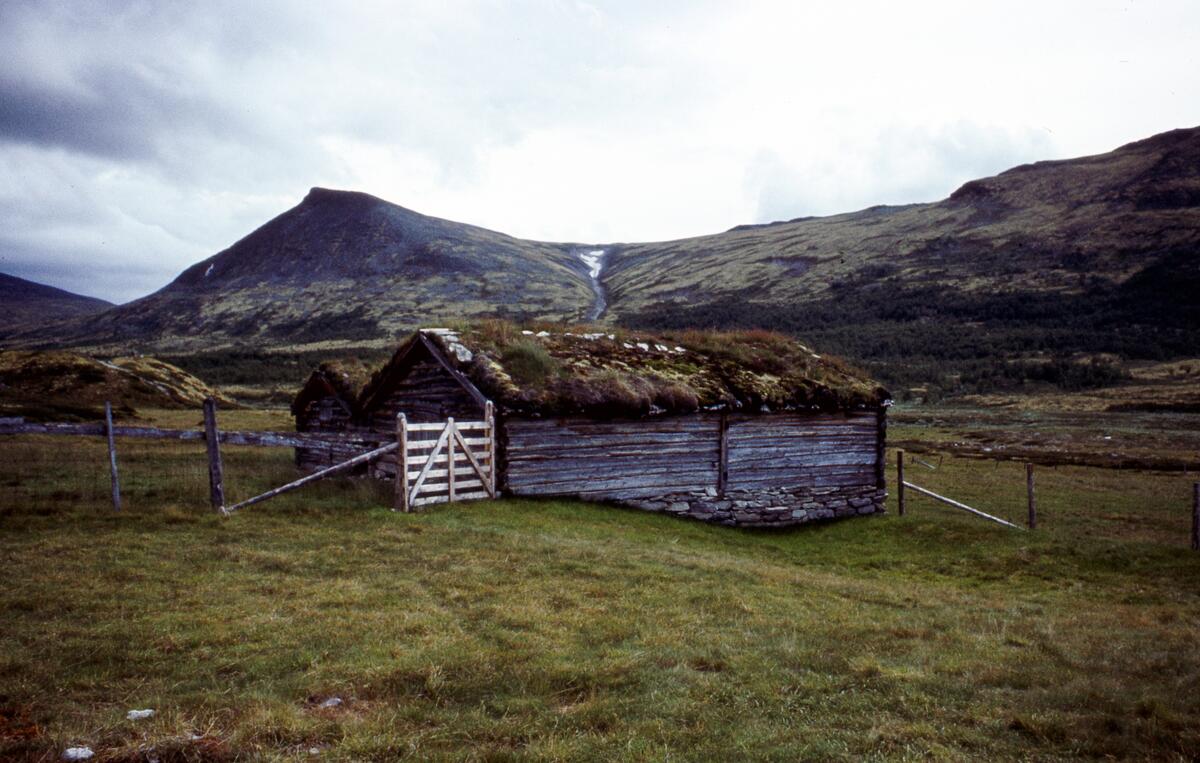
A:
[[406, 420, 489, 432], [224, 442, 399, 514], [452, 424, 494, 497], [486, 401, 496, 497], [407, 436, 489, 449], [406, 451, 491, 468], [203, 397, 225, 513], [395, 413, 408, 512], [412, 490, 490, 507], [104, 401, 120, 512], [447, 418, 456, 502], [408, 466, 483, 481], [902, 480, 1023, 530], [410, 477, 486, 494], [407, 424, 451, 506]]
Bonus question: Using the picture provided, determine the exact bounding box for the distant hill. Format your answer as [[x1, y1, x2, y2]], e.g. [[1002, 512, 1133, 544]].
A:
[[606, 127, 1200, 396], [9, 188, 595, 353], [0, 350, 232, 421], [8, 126, 1199, 397], [0, 272, 113, 330]]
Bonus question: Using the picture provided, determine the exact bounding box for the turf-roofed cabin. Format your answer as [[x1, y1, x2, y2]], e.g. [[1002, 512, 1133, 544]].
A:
[[296, 322, 890, 527], [290, 360, 371, 471]]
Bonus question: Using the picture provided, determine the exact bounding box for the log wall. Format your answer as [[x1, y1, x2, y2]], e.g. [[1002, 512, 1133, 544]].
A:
[[503, 409, 887, 527], [295, 397, 368, 473], [368, 358, 483, 432], [504, 416, 721, 500]]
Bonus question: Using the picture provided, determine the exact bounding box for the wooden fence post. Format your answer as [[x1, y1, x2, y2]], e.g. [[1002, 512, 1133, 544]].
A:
[[394, 413, 408, 512], [104, 401, 121, 512], [446, 417, 456, 502], [1192, 482, 1199, 551], [897, 449, 905, 516], [485, 401, 496, 497], [202, 397, 225, 513], [1026, 463, 1037, 529]]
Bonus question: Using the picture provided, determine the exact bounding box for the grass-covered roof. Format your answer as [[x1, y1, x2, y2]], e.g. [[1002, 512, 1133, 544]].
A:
[[403, 320, 887, 418], [291, 359, 373, 416]]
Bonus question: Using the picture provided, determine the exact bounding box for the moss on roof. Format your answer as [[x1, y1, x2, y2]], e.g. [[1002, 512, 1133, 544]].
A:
[[291, 358, 373, 415], [416, 320, 888, 418]]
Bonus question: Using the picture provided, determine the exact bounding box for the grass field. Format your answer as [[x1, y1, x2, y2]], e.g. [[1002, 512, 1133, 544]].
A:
[[2, 410, 1200, 761]]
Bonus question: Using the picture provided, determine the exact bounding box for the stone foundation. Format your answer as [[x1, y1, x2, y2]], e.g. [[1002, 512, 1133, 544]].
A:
[[622, 484, 887, 527]]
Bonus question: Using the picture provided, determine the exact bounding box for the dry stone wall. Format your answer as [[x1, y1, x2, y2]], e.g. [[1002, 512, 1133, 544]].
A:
[[623, 484, 886, 527]]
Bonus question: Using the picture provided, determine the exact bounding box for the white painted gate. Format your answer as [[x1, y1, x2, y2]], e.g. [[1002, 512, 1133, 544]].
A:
[[394, 402, 496, 511]]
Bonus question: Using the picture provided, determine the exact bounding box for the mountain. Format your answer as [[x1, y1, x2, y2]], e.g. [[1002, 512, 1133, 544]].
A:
[[11, 188, 596, 352], [0, 272, 113, 330], [8, 127, 1199, 397], [605, 127, 1200, 394]]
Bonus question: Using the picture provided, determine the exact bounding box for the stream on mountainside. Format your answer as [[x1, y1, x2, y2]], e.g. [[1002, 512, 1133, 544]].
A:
[[577, 248, 607, 321]]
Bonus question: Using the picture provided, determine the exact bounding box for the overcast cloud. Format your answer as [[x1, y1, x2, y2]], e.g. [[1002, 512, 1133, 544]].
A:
[[1, 0, 1197, 303]]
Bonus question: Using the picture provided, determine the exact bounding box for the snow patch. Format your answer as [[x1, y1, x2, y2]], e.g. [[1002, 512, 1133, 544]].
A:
[[204, 264, 214, 278]]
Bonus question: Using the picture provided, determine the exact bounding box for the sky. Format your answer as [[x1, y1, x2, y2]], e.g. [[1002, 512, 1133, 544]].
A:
[[1, 1, 1198, 304]]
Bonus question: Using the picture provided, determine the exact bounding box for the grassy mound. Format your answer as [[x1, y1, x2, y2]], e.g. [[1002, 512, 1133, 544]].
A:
[[0, 350, 232, 421]]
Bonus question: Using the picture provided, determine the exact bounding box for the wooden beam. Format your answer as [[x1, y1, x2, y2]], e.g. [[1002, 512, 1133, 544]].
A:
[[394, 413, 408, 512], [902, 480, 1023, 530], [203, 397, 225, 514], [104, 401, 120, 512], [447, 417, 456, 502], [224, 442, 399, 515], [486, 400, 496, 498], [408, 424, 452, 506], [897, 450, 905, 516]]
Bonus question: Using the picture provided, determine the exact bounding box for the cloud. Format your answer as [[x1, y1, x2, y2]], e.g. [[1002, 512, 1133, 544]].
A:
[[0, 0, 1198, 303]]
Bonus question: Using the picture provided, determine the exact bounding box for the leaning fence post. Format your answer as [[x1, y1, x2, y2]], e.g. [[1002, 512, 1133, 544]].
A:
[[1192, 482, 1199, 551], [1026, 463, 1037, 529], [203, 397, 225, 514], [104, 401, 121, 512], [897, 449, 905, 516], [394, 413, 409, 512]]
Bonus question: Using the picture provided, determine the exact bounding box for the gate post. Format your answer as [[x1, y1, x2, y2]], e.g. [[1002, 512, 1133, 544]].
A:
[[486, 401, 496, 497], [394, 413, 408, 512], [446, 417, 456, 501]]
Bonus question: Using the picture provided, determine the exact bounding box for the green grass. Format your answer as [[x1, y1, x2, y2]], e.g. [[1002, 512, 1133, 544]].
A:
[[2, 426, 1200, 760]]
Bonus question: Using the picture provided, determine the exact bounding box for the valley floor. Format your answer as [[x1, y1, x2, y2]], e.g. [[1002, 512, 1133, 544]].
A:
[[1, 412, 1199, 760]]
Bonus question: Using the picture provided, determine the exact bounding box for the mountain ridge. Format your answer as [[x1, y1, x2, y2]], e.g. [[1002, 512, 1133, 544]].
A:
[[6, 125, 1199, 397], [0, 272, 114, 331]]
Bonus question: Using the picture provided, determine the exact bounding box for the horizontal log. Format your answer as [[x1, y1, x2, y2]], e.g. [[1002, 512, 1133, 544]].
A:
[[728, 453, 877, 468], [506, 460, 716, 481], [508, 473, 715, 494], [0, 422, 380, 449]]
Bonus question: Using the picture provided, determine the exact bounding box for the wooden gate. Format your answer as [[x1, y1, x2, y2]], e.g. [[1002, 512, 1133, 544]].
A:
[[394, 401, 496, 511]]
